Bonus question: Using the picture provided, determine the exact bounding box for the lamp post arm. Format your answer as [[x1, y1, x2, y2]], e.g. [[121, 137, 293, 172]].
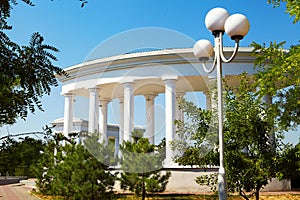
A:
[[219, 32, 240, 63], [202, 52, 217, 73]]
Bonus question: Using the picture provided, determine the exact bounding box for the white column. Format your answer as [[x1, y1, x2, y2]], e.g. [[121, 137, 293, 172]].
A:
[[99, 98, 110, 143], [144, 94, 156, 144], [88, 88, 99, 134], [63, 92, 75, 139], [118, 97, 124, 145], [114, 137, 119, 158], [118, 97, 124, 158], [203, 91, 211, 110], [262, 94, 275, 146], [176, 92, 185, 121], [207, 76, 217, 110], [162, 76, 177, 167], [122, 82, 135, 142]]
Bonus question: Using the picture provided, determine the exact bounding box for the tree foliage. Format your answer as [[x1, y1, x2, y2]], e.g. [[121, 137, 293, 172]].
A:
[[0, 0, 88, 27], [0, 0, 69, 126], [252, 1, 300, 130], [268, 0, 300, 23], [0, 0, 34, 29], [172, 98, 218, 167], [120, 138, 171, 200], [276, 142, 300, 181], [173, 74, 284, 200], [0, 136, 44, 177], [34, 133, 116, 200], [251, 42, 300, 130], [0, 32, 67, 125], [223, 75, 281, 200]]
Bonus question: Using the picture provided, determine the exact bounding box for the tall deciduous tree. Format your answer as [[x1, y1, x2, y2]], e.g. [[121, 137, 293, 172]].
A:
[[173, 74, 283, 200], [251, 41, 300, 130], [268, 0, 300, 23], [0, 0, 87, 126], [252, 1, 300, 130], [0, 0, 68, 126], [0, 32, 67, 125], [223, 75, 281, 200], [172, 98, 218, 167]]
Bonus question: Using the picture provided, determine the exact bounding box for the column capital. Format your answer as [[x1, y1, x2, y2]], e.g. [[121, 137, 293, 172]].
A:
[[119, 77, 135, 85], [88, 87, 100, 92], [99, 98, 111, 103], [61, 92, 75, 97], [203, 90, 210, 95], [118, 97, 124, 103], [176, 91, 185, 97], [144, 94, 157, 101], [162, 75, 178, 82]]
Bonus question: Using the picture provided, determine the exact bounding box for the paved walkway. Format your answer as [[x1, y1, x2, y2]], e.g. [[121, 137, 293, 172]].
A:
[[0, 182, 39, 200]]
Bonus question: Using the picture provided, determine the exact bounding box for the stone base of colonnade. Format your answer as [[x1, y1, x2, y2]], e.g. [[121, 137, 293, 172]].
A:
[[111, 167, 217, 194], [110, 167, 292, 194]]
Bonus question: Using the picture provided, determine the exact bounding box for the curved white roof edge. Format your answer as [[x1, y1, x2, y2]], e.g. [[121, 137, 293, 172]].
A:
[[58, 47, 254, 82], [51, 117, 88, 124]]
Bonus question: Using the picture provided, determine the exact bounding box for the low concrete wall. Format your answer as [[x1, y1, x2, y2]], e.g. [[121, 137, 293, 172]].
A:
[[262, 178, 291, 191], [112, 168, 291, 193], [163, 168, 217, 193], [0, 176, 27, 185], [112, 168, 218, 193]]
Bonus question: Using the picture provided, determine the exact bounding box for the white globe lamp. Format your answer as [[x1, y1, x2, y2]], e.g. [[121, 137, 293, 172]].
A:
[[193, 39, 214, 61], [205, 7, 229, 33], [224, 14, 250, 40]]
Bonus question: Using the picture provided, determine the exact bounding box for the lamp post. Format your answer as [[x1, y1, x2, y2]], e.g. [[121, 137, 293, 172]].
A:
[[193, 7, 250, 200]]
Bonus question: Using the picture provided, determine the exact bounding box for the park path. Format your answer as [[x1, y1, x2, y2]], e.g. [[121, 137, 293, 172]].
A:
[[0, 182, 39, 200]]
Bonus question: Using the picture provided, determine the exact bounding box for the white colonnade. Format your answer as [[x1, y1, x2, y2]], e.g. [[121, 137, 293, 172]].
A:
[[88, 88, 99, 134], [144, 94, 156, 144], [62, 76, 197, 166], [162, 76, 178, 167], [99, 98, 110, 143], [61, 74, 220, 168], [122, 82, 135, 142], [63, 92, 75, 142]]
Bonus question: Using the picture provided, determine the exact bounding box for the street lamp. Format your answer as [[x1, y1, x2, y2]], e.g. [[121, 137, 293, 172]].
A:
[[193, 7, 250, 200]]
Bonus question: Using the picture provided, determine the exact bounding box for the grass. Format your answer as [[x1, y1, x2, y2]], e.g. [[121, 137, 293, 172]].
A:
[[33, 192, 300, 200]]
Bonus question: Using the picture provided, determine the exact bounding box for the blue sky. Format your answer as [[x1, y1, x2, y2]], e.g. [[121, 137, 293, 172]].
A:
[[1, 0, 299, 143]]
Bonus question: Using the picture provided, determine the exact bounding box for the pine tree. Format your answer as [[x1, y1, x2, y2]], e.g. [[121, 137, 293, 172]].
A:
[[34, 133, 116, 199], [120, 138, 171, 200]]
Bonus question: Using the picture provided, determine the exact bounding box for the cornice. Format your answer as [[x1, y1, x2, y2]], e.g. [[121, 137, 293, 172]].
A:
[[59, 47, 255, 82]]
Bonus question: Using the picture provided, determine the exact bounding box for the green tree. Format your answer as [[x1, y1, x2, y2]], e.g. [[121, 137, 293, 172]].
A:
[[0, 0, 88, 126], [223, 76, 280, 200], [268, 0, 300, 23], [34, 133, 116, 200], [173, 75, 282, 200], [0, 0, 67, 125], [0, 32, 67, 125], [172, 98, 218, 167], [120, 138, 171, 200], [252, 1, 300, 130], [0, 0, 88, 26], [0, 136, 44, 177], [251, 42, 300, 130], [276, 142, 300, 181]]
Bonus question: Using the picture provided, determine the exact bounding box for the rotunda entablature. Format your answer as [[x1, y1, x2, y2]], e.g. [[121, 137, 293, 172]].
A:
[[59, 47, 256, 99]]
